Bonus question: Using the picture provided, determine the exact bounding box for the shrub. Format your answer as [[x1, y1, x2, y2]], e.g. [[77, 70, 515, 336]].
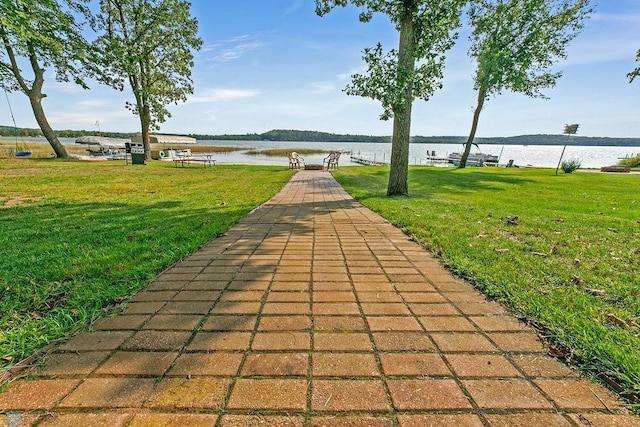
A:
[[618, 154, 640, 168], [561, 158, 582, 173]]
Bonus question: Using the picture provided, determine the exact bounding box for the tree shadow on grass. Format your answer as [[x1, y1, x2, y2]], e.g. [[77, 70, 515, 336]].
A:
[[341, 167, 536, 202], [0, 197, 265, 318]]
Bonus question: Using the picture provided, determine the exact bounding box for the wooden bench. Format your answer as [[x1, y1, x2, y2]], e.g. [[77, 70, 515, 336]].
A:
[[600, 165, 630, 173], [304, 164, 323, 170]]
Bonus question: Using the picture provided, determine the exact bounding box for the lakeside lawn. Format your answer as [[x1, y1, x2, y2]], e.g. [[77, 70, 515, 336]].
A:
[[333, 166, 639, 403], [0, 159, 294, 373], [2, 158, 638, 405]]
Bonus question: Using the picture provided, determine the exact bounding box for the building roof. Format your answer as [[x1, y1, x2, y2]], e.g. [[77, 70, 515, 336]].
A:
[[131, 135, 196, 144]]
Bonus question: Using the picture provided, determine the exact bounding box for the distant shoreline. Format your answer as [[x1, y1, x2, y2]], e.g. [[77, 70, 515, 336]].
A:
[[2, 128, 640, 147]]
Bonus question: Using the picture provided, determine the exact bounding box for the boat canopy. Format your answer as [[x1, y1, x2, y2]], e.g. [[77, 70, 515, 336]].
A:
[[75, 136, 129, 148], [132, 134, 196, 144]]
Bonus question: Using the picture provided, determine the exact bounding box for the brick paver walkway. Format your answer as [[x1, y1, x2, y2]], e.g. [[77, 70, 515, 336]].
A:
[[1, 171, 638, 426]]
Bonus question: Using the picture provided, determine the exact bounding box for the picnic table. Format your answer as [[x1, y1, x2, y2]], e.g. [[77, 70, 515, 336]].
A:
[[173, 154, 216, 168]]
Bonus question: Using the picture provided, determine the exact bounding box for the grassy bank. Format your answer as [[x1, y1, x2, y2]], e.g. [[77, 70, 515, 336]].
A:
[[0, 159, 294, 373], [618, 154, 640, 169], [333, 166, 639, 402]]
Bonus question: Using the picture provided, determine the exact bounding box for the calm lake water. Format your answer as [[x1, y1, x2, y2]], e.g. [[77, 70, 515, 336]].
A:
[[195, 140, 638, 169], [62, 138, 639, 169]]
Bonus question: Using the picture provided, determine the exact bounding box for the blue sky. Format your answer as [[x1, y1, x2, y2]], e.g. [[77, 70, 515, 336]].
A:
[[3, 0, 640, 137]]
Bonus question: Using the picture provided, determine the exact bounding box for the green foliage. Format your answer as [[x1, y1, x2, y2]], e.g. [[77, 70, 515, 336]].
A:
[[0, 126, 41, 138], [618, 154, 640, 168], [0, 160, 294, 372], [469, 0, 592, 99], [317, 0, 465, 120], [93, 0, 203, 132], [459, 0, 592, 168], [0, 0, 93, 93], [561, 158, 582, 173], [316, 0, 466, 195], [0, 0, 95, 157], [629, 48, 640, 83], [334, 166, 640, 401]]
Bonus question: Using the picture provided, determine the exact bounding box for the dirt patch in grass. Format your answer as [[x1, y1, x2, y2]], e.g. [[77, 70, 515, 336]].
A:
[[0, 196, 43, 208]]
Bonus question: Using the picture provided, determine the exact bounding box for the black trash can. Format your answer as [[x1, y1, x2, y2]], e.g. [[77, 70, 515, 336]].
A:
[[130, 143, 145, 165]]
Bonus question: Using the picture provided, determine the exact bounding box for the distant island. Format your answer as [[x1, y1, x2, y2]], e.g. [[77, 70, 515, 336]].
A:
[[2, 125, 639, 147]]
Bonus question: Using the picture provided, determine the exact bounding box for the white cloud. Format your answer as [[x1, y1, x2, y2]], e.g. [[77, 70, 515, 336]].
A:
[[200, 34, 266, 63], [562, 11, 640, 66], [591, 11, 640, 25], [75, 99, 111, 108], [48, 108, 134, 131], [284, 0, 304, 16], [187, 88, 261, 103], [310, 81, 336, 94]]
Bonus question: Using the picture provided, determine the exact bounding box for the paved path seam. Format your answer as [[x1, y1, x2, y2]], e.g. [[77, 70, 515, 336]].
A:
[[0, 170, 637, 427]]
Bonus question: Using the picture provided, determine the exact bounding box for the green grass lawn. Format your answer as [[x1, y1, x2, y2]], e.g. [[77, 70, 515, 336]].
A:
[[333, 166, 640, 402], [0, 159, 294, 373]]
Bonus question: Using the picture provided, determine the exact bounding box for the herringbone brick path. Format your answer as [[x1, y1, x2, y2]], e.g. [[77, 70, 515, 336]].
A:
[[1, 171, 637, 426]]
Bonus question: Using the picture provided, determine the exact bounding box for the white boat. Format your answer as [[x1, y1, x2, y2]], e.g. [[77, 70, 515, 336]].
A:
[[448, 151, 499, 166], [75, 136, 129, 159]]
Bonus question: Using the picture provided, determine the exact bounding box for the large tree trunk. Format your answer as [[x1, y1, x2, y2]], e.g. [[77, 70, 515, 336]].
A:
[[26, 41, 68, 158], [460, 87, 486, 168], [386, 5, 415, 196], [2, 29, 68, 158], [140, 104, 152, 159], [28, 94, 67, 158], [388, 104, 412, 196]]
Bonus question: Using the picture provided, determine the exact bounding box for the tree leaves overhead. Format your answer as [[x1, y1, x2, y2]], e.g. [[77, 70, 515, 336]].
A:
[[0, 0, 93, 93], [93, 0, 202, 131], [315, 0, 465, 196], [469, 0, 592, 100], [629, 49, 640, 83], [317, 0, 465, 120], [458, 0, 592, 169], [0, 0, 94, 157]]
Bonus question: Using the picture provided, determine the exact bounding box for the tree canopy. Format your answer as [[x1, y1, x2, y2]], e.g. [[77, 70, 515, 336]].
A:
[[458, 0, 592, 168], [629, 49, 640, 83], [0, 0, 94, 157], [316, 0, 465, 195], [93, 0, 202, 157]]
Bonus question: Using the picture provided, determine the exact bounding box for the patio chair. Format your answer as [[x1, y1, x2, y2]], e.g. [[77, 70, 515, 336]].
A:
[[288, 152, 304, 169], [323, 151, 340, 170]]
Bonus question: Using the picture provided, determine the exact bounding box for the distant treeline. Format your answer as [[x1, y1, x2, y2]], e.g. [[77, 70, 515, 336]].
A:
[[190, 132, 262, 141], [197, 130, 640, 146], [259, 129, 391, 143], [411, 134, 640, 146], [2, 125, 639, 146], [0, 125, 42, 138], [190, 129, 391, 143], [0, 125, 135, 139]]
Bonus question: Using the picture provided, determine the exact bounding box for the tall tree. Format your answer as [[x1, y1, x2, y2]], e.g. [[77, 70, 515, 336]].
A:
[[628, 49, 640, 83], [459, 0, 591, 168], [0, 0, 93, 158], [316, 0, 465, 195], [93, 0, 202, 158]]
